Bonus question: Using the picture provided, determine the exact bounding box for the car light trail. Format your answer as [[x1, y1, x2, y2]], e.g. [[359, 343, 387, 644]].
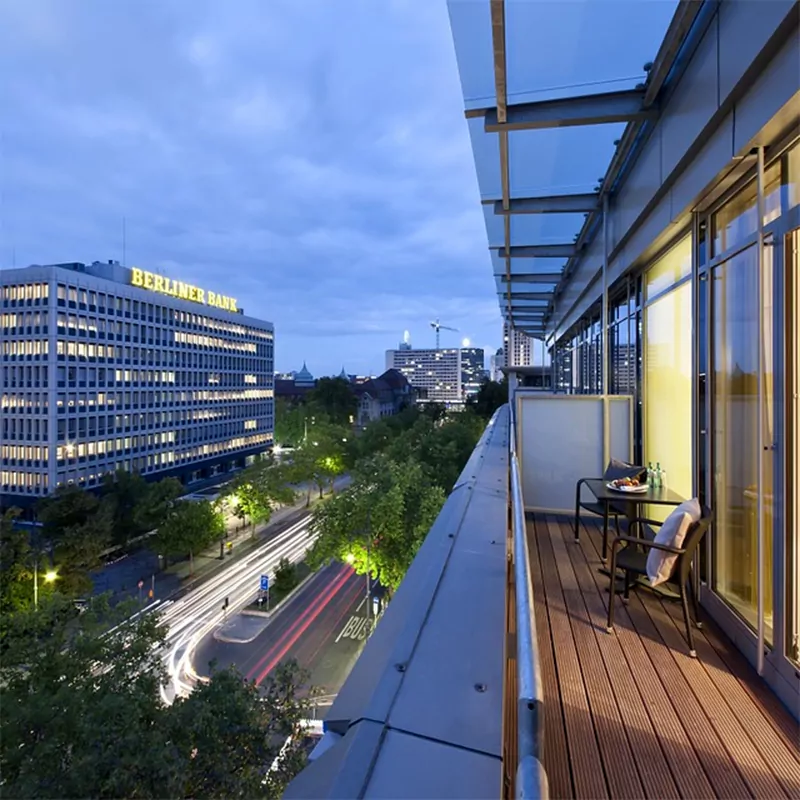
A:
[[156, 514, 317, 704], [246, 564, 354, 684]]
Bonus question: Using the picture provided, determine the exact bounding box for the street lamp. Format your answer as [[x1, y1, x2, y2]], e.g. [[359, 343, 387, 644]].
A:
[[33, 561, 58, 610]]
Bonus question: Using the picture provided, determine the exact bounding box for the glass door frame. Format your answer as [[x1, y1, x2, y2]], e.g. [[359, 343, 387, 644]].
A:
[[697, 178, 799, 712]]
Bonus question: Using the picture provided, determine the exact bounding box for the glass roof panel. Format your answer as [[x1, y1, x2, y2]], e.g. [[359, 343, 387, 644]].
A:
[[447, 0, 496, 111], [504, 0, 678, 99], [450, 0, 679, 336], [507, 126, 624, 198], [468, 117, 501, 200]]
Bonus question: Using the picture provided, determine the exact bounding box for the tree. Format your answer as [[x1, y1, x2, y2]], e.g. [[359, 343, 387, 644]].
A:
[[52, 503, 113, 598], [100, 469, 153, 545], [308, 454, 446, 591], [289, 422, 348, 499], [274, 397, 307, 447], [0, 507, 30, 613], [273, 557, 298, 597], [228, 458, 296, 535], [0, 595, 312, 799], [134, 477, 184, 536], [305, 376, 357, 427], [37, 484, 98, 535], [466, 377, 508, 420], [156, 499, 224, 574]]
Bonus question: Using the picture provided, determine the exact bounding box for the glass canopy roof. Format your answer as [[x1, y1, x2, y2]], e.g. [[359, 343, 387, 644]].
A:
[[449, 0, 679, 340]]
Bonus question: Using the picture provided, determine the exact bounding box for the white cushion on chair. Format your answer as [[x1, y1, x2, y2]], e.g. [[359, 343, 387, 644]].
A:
[[646, 509, 693, 587], [673, 497, 702, 524]]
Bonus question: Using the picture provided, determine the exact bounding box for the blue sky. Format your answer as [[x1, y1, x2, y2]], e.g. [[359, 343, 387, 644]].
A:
[[1, 0, 677, 378], [0, 0, 500, 377]]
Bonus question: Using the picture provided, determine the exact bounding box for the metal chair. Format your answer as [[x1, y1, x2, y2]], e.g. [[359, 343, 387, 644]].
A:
[[606, 506, 713, 657], [574, 461, 645, 543]]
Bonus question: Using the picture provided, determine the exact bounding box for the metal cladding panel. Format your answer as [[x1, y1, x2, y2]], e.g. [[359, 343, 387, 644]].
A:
[[386, 466, 507, 755], [284, 409, 510, 798], [365, 729, 501, 799], [614, 125, 665, 243], [733, 33, 800, 153], [717, 0, 797, 101], [660, 18, 720, 180], [667, 112, 734, 218]]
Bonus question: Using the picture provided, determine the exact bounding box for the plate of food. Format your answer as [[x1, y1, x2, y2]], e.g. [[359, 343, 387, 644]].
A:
[[606, 477, 648, 493]]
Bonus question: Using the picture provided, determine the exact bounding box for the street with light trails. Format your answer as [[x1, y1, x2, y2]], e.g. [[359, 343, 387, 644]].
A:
[[156, 512, 317, 704], [191, 561, 371, 714]]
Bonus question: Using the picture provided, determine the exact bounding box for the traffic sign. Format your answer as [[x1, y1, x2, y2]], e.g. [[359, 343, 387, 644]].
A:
[[260, 574, 269, 591]]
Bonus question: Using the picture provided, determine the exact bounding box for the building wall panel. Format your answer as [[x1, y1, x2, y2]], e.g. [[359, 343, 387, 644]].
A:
[[659, 15, 720, 179]]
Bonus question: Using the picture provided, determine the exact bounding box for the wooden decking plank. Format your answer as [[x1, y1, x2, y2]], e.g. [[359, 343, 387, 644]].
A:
[[642, 593, 790, 798], [533, 515, 609, 799], [526, 517, 573, 800], [660, 594, 800, 795], [574, 517, 717, 800], [545, 516, 645, 799], [561, 518, 683, 800], [695, 613, 800, 757], [580, 519, 752, 799]]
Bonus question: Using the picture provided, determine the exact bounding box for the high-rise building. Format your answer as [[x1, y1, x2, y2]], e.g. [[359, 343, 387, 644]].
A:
[[459, 347, 485, 400], [490, 347, 505, 382], [1, 261, 274, 507], [385, 346, 484, 408], [502, 321, 533, 367]]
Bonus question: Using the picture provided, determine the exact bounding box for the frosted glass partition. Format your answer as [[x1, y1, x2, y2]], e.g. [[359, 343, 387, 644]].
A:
[[516, 393, 634, 513]]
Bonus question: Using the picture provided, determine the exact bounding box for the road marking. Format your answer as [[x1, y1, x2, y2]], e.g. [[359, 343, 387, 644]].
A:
[[334, 615, 369, 643]]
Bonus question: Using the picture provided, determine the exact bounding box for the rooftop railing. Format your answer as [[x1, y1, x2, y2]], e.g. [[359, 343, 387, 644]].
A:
[[284, 405, 547, 798]]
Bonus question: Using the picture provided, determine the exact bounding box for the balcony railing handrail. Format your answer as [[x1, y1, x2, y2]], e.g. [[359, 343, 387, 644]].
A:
[[509, 400, 547, 798]]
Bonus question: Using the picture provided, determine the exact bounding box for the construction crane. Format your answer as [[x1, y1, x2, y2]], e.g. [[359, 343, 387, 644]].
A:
[[430, 318, 458, 350]]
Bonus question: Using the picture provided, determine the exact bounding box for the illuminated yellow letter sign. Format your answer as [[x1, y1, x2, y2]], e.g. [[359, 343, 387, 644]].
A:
[[130, 267, 238, 312]]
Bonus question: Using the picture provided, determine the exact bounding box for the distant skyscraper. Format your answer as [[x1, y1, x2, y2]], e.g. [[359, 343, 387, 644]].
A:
[[502, 321, 533, 367], [490, 347, 505, 382], [385, 346, 484, 408]]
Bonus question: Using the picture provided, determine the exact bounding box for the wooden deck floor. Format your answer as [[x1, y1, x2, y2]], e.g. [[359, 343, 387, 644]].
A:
[[528, 513, 800, 800]]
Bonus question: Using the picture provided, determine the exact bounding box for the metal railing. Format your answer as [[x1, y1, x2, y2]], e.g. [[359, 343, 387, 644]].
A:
[[509, 402, 548, 798]]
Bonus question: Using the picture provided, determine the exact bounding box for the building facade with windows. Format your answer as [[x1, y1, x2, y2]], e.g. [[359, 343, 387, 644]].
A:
[[451, 0, 800, 711], [385, 346, 485, 407], [1, 260, 274, 508]]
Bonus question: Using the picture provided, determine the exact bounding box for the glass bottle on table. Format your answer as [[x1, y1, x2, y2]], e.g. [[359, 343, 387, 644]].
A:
[[654, 462, 663, 489], [647, 462, 654, 487]]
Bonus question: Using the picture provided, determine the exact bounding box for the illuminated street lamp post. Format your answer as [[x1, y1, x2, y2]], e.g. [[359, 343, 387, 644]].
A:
[[33, 559, 58, 610]]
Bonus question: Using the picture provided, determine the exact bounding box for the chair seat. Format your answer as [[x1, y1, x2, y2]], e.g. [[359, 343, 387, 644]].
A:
[[579, 500, 622, 517], [614, 545, 648, 574]]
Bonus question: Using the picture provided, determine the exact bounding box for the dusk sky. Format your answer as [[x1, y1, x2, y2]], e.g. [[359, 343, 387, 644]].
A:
[[1, 0, 676, 377]]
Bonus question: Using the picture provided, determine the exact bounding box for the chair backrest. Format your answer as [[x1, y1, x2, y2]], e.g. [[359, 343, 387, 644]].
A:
[[675, 505, 713, 584]]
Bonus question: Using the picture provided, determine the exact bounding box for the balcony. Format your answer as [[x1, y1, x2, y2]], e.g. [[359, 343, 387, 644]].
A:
[[286, 401, 800, 799]]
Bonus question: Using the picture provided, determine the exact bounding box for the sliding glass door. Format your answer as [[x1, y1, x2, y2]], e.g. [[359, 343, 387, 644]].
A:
[[711, 244, 774, 642]]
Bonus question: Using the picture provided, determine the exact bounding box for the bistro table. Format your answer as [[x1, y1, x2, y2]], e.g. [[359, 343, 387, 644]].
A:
[[579, 479, 686, 597]]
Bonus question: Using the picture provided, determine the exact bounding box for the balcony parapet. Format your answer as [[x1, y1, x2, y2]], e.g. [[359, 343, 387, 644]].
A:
[[285, 408, 510, 799]]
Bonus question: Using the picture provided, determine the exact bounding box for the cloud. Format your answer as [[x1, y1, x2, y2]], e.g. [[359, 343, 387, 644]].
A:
[[0, 0, 500, 375]]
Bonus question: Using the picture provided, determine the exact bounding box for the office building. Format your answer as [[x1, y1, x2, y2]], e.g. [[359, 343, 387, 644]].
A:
[[459, 347, 485, 399], [1, 261, 274, 507], [385, 346, 484, 407], [489, 347, 504, 382], [502, 320, 533, 367]]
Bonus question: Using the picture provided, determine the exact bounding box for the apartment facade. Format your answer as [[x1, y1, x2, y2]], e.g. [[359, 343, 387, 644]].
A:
[[453, 0, 799, 710], [385, 346, 485, 407], [1, 261, 274, 507]]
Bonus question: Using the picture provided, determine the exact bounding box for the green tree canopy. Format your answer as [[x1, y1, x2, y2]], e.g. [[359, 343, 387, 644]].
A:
[[227, 457, 297, 530], [466, 377, 509, 420], [308, 454, 446, 590], [156, 499, 224, 570], [274, 397, 307, 447], [305, 376, 357, 426], [0, 507, 30, 613], [0, 595, 311, 798]]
